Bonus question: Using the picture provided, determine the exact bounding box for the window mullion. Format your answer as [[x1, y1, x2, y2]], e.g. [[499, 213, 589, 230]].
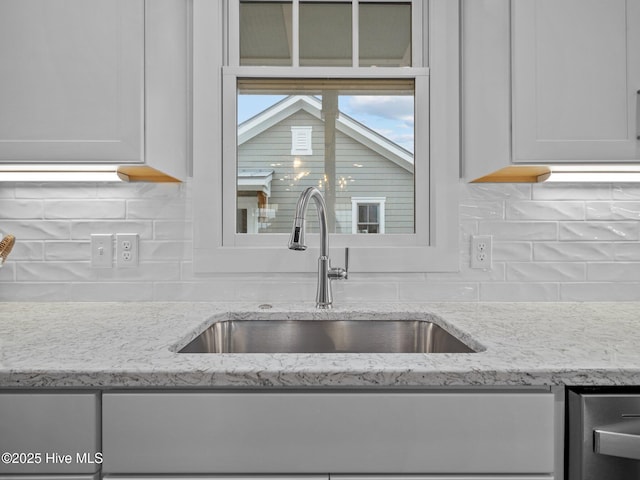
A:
[[228, 0, 240, 66], [352, 1, 359, 68], [292, 0, 299, 67]]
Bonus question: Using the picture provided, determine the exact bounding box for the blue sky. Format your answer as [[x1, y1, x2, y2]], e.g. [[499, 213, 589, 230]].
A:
[[238, 94, 415, 153]]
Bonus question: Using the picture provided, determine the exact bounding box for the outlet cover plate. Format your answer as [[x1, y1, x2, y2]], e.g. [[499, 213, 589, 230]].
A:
[[471, 235, 492, 269], [117, 233, 139, 268]]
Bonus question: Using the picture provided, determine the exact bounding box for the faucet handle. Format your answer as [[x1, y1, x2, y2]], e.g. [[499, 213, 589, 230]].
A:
[[329, 248, 349, 280], [344, 247, 349, 279]]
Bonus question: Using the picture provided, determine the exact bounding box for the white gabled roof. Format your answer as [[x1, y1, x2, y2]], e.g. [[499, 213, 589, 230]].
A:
[[238, 95, 414, 174]]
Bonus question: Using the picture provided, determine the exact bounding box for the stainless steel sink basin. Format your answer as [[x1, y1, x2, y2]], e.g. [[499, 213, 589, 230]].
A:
[[179, 320, 475, 354]]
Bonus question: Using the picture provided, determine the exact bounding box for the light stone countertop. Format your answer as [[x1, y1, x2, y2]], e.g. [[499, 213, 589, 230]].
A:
[[1, 301, 639, 388]]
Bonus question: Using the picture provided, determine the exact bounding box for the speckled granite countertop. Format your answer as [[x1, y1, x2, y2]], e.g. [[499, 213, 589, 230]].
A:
[[0, 302, 639, 388]]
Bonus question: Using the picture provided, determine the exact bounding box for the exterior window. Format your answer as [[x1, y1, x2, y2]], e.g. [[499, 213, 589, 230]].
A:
[[352, 197, 386, 234]]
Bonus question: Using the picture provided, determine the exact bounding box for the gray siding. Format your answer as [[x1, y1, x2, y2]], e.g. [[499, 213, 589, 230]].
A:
[[238, 110, 415, 234]]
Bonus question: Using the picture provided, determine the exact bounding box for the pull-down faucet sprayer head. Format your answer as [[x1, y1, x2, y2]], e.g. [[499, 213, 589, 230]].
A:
[[288, 218, 307, 251], [288, 186, 322, 251]]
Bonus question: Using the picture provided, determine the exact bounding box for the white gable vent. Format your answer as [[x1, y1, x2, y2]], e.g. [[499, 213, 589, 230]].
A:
[[291, 126, 313, 155]]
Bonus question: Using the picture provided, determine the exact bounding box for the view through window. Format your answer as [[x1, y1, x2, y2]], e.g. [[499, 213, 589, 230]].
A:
[[236, 80, 416, 235]]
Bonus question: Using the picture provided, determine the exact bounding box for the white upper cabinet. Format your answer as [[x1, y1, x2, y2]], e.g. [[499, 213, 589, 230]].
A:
[[0, 0, 143, 163], [0, 0, 189, 181], [512, 0, 640, 163], [463, 0, 640, 182]]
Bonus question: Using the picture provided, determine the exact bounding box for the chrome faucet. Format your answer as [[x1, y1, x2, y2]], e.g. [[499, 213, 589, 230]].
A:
[[288, 187, 348, 309]]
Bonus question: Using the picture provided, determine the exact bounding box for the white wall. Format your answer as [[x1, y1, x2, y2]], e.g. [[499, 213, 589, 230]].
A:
[[1, 179, 639, 302]]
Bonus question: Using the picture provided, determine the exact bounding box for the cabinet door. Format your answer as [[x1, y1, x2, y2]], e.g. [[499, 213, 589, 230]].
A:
[[512, 0, 640, 163], [0, 392, 100, 474], [0, 477, 98, 480], [103, 477, 550, 480], [334, 477, 553, 480], [102, 391, 555, 475], [0, 0, 143, 163]]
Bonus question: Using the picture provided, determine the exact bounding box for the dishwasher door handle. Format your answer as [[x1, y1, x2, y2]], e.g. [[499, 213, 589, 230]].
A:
[[594, 420, 640, 461]]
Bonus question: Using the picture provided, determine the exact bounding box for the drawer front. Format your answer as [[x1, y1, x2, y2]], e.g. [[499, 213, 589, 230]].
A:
[[0, 392, 100, 474], [102, 477, 552, 480], [0, 476, 98, 480], [103, 392, 555, 474]]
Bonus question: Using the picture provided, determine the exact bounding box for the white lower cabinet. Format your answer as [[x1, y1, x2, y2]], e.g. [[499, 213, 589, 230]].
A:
[[0, 477, 98, 480], [102, 391, 556, 476], [102, 476, 552, 480], [0, 392, 100, 476]]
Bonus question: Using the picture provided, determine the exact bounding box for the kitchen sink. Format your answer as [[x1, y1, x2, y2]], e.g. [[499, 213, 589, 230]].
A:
[[178, 319, 476, 354]]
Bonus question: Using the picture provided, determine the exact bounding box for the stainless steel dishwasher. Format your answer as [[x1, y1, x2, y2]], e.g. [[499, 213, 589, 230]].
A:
[[568, 387, 640, 479]]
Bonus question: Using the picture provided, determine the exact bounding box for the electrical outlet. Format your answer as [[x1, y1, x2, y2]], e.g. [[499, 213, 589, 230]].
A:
[[91, 234, 113, 268], [116, 233, 139, 268], [471, 235, 492, 269]]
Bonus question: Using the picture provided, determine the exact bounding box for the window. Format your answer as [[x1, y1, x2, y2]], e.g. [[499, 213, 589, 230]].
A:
[[235, 81, 416, 235], [352, 197, 385, 234], [192, 0, 460, 273]]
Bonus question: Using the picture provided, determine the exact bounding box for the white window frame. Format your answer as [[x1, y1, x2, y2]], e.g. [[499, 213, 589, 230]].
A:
[[192, 0, 460, 273], [352, 197, 386, 234]]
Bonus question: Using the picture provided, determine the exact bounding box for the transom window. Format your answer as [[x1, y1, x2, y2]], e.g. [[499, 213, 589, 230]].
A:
[[239, 1, 413, 67]]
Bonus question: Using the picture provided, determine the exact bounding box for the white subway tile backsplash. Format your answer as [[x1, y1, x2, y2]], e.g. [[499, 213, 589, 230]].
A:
[[613, 243, 640, 261], [153, 281, 238, 301], [2, 180, 640, 302], [399, 282, 478, 302], [17, 262, 95, 282], [97, 183, 184, 199], [337, 281, 400, 303], [45, 200, 126, 219], [102, 262, 182, 282], [507, 262, 585, 282], [461, 183, 531, 200], [559, 221, 640, 241], [479, 221, 557, 241], [0, 263, 16, 282], [127, 199, 191, 219], [532, 183, 612, 200], [480, 282, 559, 302], [493, 242, 532, 262], [0, 186, 16, 198], [140, 241, 193, 261], [1, 221, 71, 240], [612, 184, 640, 200], [16, 184, 97, 199], [153, 221, 193, 240], [561, 282, 640, 301], [71, 221, 153, 239], [428, 262, 506, 282], [506, 201, 584, 220], [66, 282, 154, 302], [0, 282, 69, 301], [534, 242, 614, 262], [588, 263, 640, 282], [586, 202, 640, 220], [460, 201, 504, 220], [45, 241, 91, 261], [10, 241, 44, 261], [0, 200, 43, 219]]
